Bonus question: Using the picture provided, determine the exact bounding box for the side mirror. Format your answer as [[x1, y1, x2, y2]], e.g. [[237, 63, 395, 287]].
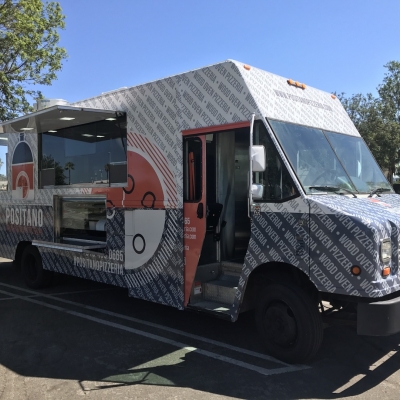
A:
[[251, 184, 264, 200], [252, 145, 266, 172]]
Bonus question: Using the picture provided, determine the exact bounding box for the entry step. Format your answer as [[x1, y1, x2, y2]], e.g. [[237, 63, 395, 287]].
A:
[[187, 300, 232, 318], [203, 275, 239, 305], [221, 261, 243, 277]]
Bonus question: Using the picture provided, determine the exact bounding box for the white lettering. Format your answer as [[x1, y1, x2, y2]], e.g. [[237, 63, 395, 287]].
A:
[[5, 207, 44, 228]]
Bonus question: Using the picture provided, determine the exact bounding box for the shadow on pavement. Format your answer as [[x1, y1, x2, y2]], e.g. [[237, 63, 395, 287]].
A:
[[1, 260, 400, 399]]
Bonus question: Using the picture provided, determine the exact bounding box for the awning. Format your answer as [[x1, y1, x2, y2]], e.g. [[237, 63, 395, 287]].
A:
[[0, 105, 125, 134]]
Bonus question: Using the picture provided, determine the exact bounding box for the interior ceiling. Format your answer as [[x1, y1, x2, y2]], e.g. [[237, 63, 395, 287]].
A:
[[0, 106, 124, 133]]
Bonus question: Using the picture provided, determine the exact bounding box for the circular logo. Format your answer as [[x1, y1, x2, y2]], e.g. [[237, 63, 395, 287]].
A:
[[16, 171, 30, 199]]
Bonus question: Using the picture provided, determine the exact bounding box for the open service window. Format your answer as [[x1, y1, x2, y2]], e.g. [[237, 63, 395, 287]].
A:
[[54, 195, 107, 244], [37, 108, 127, 188]]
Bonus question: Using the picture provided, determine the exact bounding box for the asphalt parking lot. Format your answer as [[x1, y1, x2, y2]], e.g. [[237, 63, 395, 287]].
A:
[[1, 257, 400, 399]]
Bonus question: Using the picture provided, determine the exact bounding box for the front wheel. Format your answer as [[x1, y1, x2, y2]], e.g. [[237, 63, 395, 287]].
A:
[[21, 245, 53, 289], [255, 283, 323, 364]]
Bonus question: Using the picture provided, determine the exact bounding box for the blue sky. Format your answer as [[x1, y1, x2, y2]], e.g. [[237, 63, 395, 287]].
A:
[[1, 0, 400, 175]]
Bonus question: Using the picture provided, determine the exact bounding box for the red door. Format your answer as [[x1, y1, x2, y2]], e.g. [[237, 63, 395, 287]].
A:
[[183, 136, 206, 306]]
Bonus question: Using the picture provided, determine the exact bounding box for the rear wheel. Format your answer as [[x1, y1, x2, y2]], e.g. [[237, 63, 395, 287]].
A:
[[12, 243, 28, 272], [12, 259, 21, 271], [255, 283, 323, 364], [21, 245, 53, 289]]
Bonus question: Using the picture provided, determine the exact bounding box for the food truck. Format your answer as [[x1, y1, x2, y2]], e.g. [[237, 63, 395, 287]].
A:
[[0, 60, 399, 363]]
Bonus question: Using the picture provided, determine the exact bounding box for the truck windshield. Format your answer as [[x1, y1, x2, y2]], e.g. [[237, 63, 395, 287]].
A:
[[269, 120, 392, 194], [325, 131, 392, 193]]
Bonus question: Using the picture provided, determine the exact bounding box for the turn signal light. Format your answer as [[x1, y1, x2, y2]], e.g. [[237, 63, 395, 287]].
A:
[[351, 265, 361, 276], [243, 64, 251, 71], [382, 267, 391, 277]]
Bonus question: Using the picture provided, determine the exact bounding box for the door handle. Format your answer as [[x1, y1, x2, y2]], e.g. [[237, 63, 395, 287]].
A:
[[197, 203, 204, 219]]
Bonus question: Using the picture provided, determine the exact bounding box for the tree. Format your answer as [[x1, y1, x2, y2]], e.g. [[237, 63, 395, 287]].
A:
[[0, 0, 67, 121], [378, 61, 400, 124], [42, 153, 65, 185], [64, 161, 74, 185], [338, 61, 400, 183]]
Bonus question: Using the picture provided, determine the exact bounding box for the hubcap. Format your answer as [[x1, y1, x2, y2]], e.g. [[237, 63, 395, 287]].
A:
[[264, 302, 297, 348]]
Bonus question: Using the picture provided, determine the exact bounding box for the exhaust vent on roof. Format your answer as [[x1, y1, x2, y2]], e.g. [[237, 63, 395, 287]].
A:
[[34, 98, 69, 111]]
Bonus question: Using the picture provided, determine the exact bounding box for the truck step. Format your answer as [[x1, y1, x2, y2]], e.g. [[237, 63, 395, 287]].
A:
[[221, 261, 243, 277], [187, 301, 232, 318], [203, 276, 239, 305]]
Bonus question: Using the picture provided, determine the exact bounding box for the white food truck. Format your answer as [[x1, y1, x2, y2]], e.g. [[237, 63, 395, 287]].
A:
[[0, 60, 399, 363]]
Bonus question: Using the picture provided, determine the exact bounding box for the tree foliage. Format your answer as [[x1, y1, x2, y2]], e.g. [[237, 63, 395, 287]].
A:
[[0, 0, 67, 121], [42, 153, 65, 185], [338, 61, 400, 183], [64, 161, 74, 185], [379, 61, 400, 124]]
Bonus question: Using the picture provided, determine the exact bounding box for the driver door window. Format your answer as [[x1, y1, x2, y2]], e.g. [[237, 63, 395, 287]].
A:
[[253, 122, 297, 202]]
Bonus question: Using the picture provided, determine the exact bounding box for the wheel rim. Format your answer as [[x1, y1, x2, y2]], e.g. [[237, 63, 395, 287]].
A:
[[26, 254, 39, 281], [264, 301, 297, 348]]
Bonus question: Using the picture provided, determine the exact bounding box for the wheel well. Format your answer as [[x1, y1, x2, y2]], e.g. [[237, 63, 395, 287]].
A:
[[14, 241, 32, 268], [242, 262, 319, 310]]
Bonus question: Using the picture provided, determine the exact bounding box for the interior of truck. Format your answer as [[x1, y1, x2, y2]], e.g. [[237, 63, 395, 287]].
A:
[[184, 126, 251, 314], [184, 121, 299, 315]]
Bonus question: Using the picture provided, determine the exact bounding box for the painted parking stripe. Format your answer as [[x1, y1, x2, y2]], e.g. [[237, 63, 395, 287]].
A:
[[0, 283, 301, 367], [1, 282, 308, 370], [0, 287, 305, 377], [0, 282, 307, 369], [0, 288, 116, 300], [0, 296, 18, 301]]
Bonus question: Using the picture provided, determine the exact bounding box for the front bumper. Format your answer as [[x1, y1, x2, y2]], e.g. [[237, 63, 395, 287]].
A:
[[358, 294, 400, 336]]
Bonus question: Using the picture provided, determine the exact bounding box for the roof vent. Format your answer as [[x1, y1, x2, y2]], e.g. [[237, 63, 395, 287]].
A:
[[34, 98, 69, 111]]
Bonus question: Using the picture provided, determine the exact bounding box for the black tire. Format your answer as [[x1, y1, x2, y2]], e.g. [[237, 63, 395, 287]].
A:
[[12, 247, 25, 272], [12, 259, 21, 272], [255, 283, 323, 364], [21, 245, 53, 289]]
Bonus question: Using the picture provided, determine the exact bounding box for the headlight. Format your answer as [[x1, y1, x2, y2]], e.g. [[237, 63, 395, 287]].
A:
[[380, 238, 391, 263]]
